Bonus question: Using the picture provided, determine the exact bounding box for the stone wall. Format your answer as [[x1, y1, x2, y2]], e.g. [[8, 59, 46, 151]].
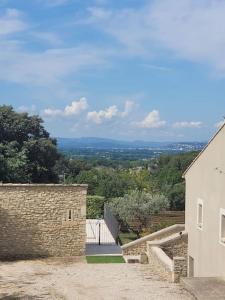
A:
[[172, 257, 187, 283], [122, 224, 185, 256], [147, 233, 188, 282], [0, 184, 87, 260], [162, 234, 188, 282], [147, 246, 173, 282], [123, 241, 147, 256], [162, 234, 188, 259]]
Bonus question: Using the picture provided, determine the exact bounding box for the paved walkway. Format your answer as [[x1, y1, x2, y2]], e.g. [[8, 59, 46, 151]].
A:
[[0, 258, 194, 300], [86, 244, 122, 255], [86, 219, 115, 244], [181, 277, 225, 300]]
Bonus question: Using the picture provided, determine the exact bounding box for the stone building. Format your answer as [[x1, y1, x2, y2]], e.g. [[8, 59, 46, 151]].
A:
[[0, 184, 87, 259], [183, 122, 225, 277]]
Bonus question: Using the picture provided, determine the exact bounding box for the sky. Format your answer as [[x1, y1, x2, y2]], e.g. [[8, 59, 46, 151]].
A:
[[0, 0, 225, 142]]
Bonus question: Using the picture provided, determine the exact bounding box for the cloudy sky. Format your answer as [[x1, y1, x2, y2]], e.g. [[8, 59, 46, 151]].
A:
[[1, 0, 225, 141]]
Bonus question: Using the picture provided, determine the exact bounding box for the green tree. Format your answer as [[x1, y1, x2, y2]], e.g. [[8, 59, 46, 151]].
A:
[[75, 169, 99, 195], [0, 105, 60, 183], [87, 195, 105, 219], [109, 190, 169, 236], [152, 151, 199, 210]]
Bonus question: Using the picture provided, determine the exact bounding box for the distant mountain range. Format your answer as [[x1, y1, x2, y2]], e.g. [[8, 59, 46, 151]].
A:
[[57, 137, 206, 151]]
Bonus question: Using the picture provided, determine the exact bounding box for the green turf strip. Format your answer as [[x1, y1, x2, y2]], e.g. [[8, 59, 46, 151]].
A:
[[86, 255, 125, 264]]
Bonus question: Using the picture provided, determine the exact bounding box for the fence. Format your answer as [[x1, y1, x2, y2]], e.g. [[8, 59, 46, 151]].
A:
[[104, 204, 119, 242], [86, 206, 119, 245]]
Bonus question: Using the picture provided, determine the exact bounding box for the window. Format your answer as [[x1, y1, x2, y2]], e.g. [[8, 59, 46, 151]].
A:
[[62, 209, 75, 225], [219, 208, 225, 245], [68, 209, 72, 221], [197, 199, 203, 230]]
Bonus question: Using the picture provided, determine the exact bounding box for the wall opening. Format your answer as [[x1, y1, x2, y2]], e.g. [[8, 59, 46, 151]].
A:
[[219, 208, 225, 245], [188, 256, 194, 277], [197, 199, 203, 230], [68, 209, 72, 221]]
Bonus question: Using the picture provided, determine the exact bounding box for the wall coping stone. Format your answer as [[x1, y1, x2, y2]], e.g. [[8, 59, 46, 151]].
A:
[[147, 231, 188, 247], [0, 184, 88, 188], [173, 256, 186, 261], [151, 246, 173, 272], [122, 224, 185, 250]]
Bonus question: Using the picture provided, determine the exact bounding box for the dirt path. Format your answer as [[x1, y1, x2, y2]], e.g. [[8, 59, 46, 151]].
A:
[[0, 258, 194, 300]]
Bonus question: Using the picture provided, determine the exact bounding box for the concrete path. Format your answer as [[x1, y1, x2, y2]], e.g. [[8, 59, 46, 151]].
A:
[[0, 258, 194, 300], [86, 244, 122, 255], [86, 219, 115, 244], [86, 219, 122, 255], [181, 277, 225, 300]]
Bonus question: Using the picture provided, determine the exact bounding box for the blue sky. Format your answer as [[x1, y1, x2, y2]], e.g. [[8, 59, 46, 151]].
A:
[[1, 0, 225, 141]]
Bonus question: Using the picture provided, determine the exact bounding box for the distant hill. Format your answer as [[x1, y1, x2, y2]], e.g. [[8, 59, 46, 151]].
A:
[[57, 137, 206, 151]]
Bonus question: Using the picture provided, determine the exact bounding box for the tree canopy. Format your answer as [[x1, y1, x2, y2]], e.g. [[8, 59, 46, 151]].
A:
[[0, 105, 60, 183], [109, 190, 169, 235]]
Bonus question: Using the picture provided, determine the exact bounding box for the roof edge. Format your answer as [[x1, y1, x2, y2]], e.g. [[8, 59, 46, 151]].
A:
[[0, 183, 88, 188], [182, 122, 225, 178]]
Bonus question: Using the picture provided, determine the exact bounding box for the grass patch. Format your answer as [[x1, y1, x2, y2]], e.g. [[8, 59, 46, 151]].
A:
[[118, 232, 138, 245], [86, 255, 125, 264]]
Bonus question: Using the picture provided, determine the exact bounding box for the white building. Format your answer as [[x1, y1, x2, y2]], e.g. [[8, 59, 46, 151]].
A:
[[183, 123, 225, 277]]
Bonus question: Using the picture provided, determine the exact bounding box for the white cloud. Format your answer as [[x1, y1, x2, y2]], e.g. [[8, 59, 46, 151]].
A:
[[137, 110, 166, 129], [87, 105, 118, 124], [215, 120, 225, 129], [83, 0, 225, 72], [43, 108, 62, 117], [121, 100, 135, 117], [0, 8, 27, 36], [64, 98, 88, 116], [44, 97, 88, 117], [148, 0, 225, 72], [0, 44, 107, 85], [87, 100, 135, 124], [173, 121, 203, 129]]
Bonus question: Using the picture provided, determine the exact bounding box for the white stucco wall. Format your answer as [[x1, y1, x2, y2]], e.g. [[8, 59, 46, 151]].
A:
[[185, 125, 225, 277]]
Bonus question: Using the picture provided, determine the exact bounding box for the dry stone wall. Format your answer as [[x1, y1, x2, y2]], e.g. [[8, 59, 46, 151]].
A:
[[162, 234, 188, 259], [0, 184, 87, 260]]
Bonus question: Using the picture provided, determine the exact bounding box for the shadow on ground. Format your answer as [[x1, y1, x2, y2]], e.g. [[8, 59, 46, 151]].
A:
[[0, 293, 41, 299]]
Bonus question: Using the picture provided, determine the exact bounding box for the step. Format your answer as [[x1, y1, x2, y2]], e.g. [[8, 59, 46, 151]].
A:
[[124, 255, 140, 263]]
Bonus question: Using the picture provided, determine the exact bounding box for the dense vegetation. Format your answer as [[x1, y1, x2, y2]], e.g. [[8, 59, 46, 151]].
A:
[[0, 106, 60, 183], [0, 106, 199, 229], [109, 191, 169, 237], [55, 151, 198, 211]]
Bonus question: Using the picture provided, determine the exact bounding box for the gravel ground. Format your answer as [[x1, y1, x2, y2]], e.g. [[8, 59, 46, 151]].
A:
[[0, 258, 194, 300]]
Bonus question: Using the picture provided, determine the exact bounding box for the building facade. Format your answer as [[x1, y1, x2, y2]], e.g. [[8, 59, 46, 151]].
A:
[[184, 124, 225, 277], [0, 184, 87, 259]]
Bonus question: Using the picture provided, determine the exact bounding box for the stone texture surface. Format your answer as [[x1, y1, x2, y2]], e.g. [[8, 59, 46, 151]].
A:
[[146, 233, 188, 283], [0, 184, 87, 259], [162, 234, 188, 282], [147, 246, 172, 282], [173, 257, 187, 283], [162, 234, 188, 259], [123, 241, 147, 256]]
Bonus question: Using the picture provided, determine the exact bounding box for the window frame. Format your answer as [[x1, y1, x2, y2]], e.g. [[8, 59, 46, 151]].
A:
[[219, 208, 225, 246], [197, 198, 204, 230]]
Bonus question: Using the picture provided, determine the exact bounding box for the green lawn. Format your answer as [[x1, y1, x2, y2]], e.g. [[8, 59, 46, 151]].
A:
[[86, 255, 125, 264], [118, 232, 138, 245]]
